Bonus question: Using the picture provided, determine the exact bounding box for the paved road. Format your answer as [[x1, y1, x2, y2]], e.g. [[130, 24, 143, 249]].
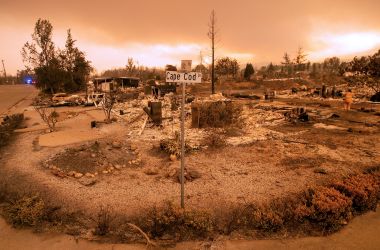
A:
[[0, 84, 38, 116]]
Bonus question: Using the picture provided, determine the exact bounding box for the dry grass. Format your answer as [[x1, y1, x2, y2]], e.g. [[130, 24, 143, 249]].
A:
[[93, 205, 113, 236]]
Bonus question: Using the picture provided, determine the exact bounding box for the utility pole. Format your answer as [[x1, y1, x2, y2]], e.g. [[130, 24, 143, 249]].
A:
[[208, 10, 216, 94]]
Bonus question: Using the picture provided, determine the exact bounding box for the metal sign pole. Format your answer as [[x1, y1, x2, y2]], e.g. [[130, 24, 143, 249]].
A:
[[180, 81, 185, 208]]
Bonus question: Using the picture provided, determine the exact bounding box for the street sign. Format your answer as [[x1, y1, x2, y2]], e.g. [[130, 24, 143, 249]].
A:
[[181, 60, 192, 72], [165, 71, 202, 83]]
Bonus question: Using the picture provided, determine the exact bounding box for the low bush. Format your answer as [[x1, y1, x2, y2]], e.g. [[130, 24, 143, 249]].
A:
[[5, 195, 46, 227], [141, 202, 213, 240], [34, 107, 59, 132], [332, 174, 380, 212], [0, 113, 24, 147], [305, 187, 352, 232], [194, 101, 242, 128], [159, 137, 193, 157], [219, 203, 284, 234], [203, 130, 227, 148]]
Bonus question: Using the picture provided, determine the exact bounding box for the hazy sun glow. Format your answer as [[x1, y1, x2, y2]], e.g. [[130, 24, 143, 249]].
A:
[[309, 32, 380, 60], [75, 40, 254, 73]]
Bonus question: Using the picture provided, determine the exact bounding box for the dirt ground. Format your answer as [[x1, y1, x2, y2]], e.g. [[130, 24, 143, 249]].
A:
[[1, 82, 379, 222]]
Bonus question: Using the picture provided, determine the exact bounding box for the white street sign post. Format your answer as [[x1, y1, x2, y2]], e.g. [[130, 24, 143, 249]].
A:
[[166, 65, 201, 209], [165, 71, 202, 83]]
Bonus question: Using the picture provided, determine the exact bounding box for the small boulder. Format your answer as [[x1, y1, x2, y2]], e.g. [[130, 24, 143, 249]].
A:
[[112, 141, 122, 149], [79, 178, 97, 186], [187, 168, 201, 179], [74, 173, 83, 178], [167, 168, 177, 177], [51, 169, 66, 178], [169, 154, 177, 161], [68, 171, 76, 177], [144, 167, 159, 175]]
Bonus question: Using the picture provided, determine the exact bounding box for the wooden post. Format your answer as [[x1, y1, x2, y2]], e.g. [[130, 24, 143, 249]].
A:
[[180, 82, 185, 208]]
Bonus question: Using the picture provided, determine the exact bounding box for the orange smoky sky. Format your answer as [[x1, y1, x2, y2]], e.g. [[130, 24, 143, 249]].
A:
[[1, 0, 380, 75]]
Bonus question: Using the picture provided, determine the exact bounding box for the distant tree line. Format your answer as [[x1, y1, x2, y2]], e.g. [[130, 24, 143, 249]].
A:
[[21, 19, 92, 93]]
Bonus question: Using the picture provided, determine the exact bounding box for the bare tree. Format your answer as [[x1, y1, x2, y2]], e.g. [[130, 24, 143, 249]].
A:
[[294, 47, 307, 71], [35, 107, 59, 132], [207, 10, 217, 94], [126, 57, 136, 76]]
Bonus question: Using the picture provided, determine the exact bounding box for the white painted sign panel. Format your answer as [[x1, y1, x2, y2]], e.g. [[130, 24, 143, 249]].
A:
[[165, 71, 202, 83]]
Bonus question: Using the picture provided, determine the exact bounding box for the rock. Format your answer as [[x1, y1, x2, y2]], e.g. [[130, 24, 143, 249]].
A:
[[130, 145, 137, 151], [112, 141, 122, 149], [79, 178, 97, 186], [91, 153, 96, 158], [187, 168, 201, 179], [110, 166, 115, 170], [68, 171, 76, 177], [85, 173, 93, 177], [167, 168, 177, 177], [102, 170, 109, 174], [314, 168, 328, 174], [144, 167, 159, 175], [115, 164, 122, 170], [176, 168, 201, 182], [169, 154, 177, 161], [74, 173, 83, 178], [51, 169, 66, 178], [122, 164, 126, 168]]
